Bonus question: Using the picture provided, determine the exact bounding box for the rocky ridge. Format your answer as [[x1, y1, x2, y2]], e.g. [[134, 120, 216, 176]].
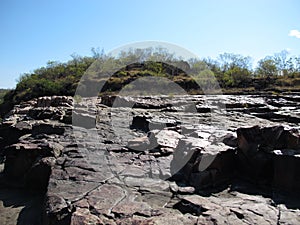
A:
[[0, 94, 300, 224]]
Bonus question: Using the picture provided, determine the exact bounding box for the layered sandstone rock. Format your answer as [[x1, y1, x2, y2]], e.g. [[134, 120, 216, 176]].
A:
[[1, 94, 300, 225]]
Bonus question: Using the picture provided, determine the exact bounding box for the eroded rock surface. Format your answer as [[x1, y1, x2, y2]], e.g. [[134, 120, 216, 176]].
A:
[[0, 94, 300, 224]]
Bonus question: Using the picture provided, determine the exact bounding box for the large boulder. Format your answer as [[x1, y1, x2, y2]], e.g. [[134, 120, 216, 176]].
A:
[[171, 135, 236, 190], [236, 125, 300, 192], [3, 140, 63, 189], [272, 150, 300, 192]]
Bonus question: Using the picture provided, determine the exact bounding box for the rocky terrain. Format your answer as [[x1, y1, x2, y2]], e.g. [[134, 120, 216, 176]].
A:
[[0, 94, 300, 224]]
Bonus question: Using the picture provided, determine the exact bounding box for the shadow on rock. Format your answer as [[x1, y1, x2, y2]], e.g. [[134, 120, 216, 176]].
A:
[[0, 186, 44, 225], [228, 179, 300, 210], [170, 125, 300, 210]]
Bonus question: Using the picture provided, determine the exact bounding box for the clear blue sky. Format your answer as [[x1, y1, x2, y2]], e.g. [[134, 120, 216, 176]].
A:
[[1, 0, 300, 88]]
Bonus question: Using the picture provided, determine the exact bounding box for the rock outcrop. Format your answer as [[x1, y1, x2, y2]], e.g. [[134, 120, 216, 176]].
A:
[[1, 94, 300, 224], [237, 125, 300, 192], [0, 96, 72, 191]]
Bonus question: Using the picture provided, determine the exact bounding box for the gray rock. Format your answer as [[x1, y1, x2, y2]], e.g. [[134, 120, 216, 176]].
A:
[[32, 122, 65, 136], [127, 135, 155, 151], [70, 208, 102, 225], [72, 111, 96, 129], [2, 94, 300, 225], [45, 194, 72, 225], [154, 129, 183, 149]]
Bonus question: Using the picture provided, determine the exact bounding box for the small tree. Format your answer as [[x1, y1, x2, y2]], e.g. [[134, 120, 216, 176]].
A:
[[256, 57, 277, 78]]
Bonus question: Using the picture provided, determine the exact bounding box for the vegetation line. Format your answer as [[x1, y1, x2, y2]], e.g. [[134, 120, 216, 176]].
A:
[[1, 48, 300, 118]]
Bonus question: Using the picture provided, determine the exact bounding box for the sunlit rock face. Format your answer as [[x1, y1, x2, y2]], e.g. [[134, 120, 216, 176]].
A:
[[1, 94, 300, 224]]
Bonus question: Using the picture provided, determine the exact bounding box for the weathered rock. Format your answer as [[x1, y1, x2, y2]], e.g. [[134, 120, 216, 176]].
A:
[[237, 125, 262, 156], [36, 96, 73, 108], [72, 111, 96, 129], [2, 138, 64, 189], [32, 122, 65, 136], [128, 129, 183, 156], [171, 137, 207, 179], [174, 192, 282, 224], [171, 136, 236, 190], [236, 125, 296, 155], [86, 184, 125, 217], [2, 94, 300, 225], [154, 129, 183, 149], [127, 135, 156, 151], [111, 194, 155, 218], [45, 194, 72, 225], [70, 208, 102, 225], [237, 125, 300, 192], [148, 118, 179, 130]]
